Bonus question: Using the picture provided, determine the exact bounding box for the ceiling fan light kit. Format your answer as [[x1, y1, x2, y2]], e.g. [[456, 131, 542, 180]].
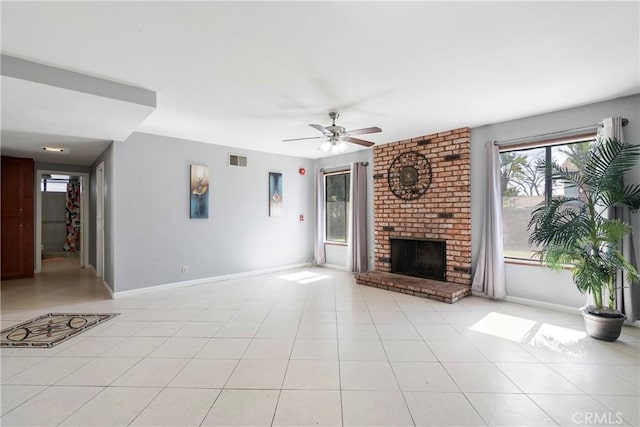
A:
[[319, 140, 332, 153], [284, 112, 381, 154], [320, 136, 349, 154]]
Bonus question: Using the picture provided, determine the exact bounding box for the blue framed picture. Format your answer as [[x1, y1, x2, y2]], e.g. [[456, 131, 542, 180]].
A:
[[190, 164, 209, 218], [269, 172, 282, 217]]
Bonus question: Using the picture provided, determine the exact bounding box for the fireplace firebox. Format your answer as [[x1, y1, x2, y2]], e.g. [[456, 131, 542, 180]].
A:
[[390, 238, 446, 281]]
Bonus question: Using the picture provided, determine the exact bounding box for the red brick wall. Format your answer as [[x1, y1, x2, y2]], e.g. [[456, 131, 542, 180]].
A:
[[373, 128, 471, 286]]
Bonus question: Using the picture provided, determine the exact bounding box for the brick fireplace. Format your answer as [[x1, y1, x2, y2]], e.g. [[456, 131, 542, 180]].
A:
[[390, 238, 446, 281], [355, 127, 472, 303]]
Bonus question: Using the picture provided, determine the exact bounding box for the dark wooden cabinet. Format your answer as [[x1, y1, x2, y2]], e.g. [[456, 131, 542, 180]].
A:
[[1, 156, 34, 280]]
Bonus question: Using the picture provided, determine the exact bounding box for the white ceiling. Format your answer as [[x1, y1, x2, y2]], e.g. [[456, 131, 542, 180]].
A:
[[0, 130, 112, 166], [1, 1, 639, 164]]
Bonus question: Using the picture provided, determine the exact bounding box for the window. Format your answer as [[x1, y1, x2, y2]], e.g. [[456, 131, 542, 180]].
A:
[[325, 171, 350, 243], [41, 174, 70, 192], [500, 136, 593, 260]]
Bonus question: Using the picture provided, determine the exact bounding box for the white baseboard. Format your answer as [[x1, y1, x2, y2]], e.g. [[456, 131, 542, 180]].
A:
[[503, 295, 581, 315], [503, 295, 640, 327], [321, 263, 349, 271], [112, 263, 308, 298], [102, 280, 114, 299], [86, 263, 114, 298]]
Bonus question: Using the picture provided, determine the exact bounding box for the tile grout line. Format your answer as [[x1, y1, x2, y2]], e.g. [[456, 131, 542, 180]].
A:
[[363, 286, 417, 427], [404, 295, 490, 426], [60, 280, 225, 426], [269, 272, 309, 427], [333, 272, 345, 427], [194, 282, 251, 426]]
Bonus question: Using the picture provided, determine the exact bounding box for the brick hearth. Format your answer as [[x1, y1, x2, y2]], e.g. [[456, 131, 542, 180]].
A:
[[361, 127, 472, 303], [355, 271, 472, 304]]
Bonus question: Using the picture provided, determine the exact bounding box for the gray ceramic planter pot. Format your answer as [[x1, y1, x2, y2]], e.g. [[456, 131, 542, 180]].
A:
[[581, 307, 626, 342]]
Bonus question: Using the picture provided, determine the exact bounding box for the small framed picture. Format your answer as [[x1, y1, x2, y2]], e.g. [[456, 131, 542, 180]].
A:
[[190, 164, 209, 218], [269, 172, 282, 217]]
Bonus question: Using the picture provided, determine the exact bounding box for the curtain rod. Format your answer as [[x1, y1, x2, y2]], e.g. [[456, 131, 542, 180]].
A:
[[494, 117, 629, 147], [320, 161, 368, 172]]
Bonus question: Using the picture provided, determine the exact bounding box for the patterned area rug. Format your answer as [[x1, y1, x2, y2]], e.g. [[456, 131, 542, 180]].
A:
[[0, 313, 119, 348]]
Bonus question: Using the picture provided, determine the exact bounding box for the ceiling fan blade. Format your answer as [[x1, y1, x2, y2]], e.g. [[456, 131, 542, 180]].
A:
[[309, 124, 330, 135], [347, 126, 382, 136], [282, 136, 324, 142], [346, 137, 375, 147]]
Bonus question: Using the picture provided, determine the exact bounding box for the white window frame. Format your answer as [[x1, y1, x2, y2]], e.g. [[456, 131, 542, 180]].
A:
[[499, 133, 596, 261], [324, 170, 350, 245]]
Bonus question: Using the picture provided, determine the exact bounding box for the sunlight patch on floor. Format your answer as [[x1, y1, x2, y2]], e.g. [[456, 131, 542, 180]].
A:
[[470, 311, 588, 358], [470, 312, 538, 342], [527, 323, 588, 358], [278, 271, 331, 284]]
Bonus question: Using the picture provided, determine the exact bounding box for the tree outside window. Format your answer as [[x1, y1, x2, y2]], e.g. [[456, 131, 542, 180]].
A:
[[325, 171, 350, 243], [500, 139, 592, 259]]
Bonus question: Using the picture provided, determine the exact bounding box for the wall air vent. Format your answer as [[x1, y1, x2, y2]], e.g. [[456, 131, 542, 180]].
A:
[[229, 154, 248, 167]]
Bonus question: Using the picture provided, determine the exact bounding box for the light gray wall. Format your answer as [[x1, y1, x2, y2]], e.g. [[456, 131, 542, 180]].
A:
[[316, 149, 375, 270], [111, 132, 315, 292], [42, 192, 66, 253], [90, 143, 115, 291], [471, 94, 640, 307], [325, 244, 348, 267]]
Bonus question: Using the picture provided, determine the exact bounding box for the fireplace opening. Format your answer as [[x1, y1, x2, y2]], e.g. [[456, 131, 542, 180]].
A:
[[391, 238, 446, 281]]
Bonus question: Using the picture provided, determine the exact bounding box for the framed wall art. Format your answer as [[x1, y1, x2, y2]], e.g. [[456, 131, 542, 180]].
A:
[[269, 172, 283, 217], [190, 164, 209, 218]]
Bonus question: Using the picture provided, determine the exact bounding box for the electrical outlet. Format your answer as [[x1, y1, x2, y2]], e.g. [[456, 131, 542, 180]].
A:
[[181, 266, 188, 274]]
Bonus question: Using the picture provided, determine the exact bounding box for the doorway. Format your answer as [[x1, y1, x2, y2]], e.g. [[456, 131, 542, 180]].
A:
[[96, 162, 104, 278], [35, 170, 90, 274]]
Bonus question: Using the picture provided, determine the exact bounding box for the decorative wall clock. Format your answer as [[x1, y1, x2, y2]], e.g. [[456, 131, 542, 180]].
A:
[[387, 151, 432, 200]]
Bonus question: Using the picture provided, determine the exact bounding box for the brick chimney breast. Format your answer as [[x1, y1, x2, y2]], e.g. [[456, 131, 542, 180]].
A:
[[372, 128, 472, 287]]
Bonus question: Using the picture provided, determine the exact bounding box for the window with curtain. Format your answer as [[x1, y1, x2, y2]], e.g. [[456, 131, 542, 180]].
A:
[[325, 170, 350, 243], [499, 135, 594, 260]]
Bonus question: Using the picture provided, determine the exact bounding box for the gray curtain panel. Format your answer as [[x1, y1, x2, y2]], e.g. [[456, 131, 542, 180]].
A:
[[598, 116, 639, 320], [472, 141, 506, 298], [347, 162, 368, 273], [314, 169, 326, 265]]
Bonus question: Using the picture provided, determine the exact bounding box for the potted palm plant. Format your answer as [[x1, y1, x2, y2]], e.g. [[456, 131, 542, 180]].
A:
[[528, 137, 640, 341]]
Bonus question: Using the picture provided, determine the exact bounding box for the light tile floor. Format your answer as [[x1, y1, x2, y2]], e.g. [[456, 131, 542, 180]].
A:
[[1, 266, 639, 426]]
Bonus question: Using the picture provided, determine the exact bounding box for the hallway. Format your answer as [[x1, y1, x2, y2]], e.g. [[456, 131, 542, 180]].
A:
[[1, 256, 111, 323]]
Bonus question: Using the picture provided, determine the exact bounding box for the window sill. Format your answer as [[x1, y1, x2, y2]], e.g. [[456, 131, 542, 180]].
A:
[[504, 257, 572, 270], [325, 242, 348, 247], [504, 258, 543, 267]]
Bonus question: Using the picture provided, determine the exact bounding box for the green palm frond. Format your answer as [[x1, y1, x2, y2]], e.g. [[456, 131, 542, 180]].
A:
[[572, 255, 610, 295], [536, 159, 587, 192], [528, 197, 589, 247], [528, 137, 640, 310], [598, 219, 632, 245], [584, 138, 640, 193], [599, 184, 640, 212], [533, 243, 582, 270], [549, 163, 585, 188]]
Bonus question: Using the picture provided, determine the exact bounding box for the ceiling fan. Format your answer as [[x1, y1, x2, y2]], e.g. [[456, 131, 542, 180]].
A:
[[283, 112, 382, 153]]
